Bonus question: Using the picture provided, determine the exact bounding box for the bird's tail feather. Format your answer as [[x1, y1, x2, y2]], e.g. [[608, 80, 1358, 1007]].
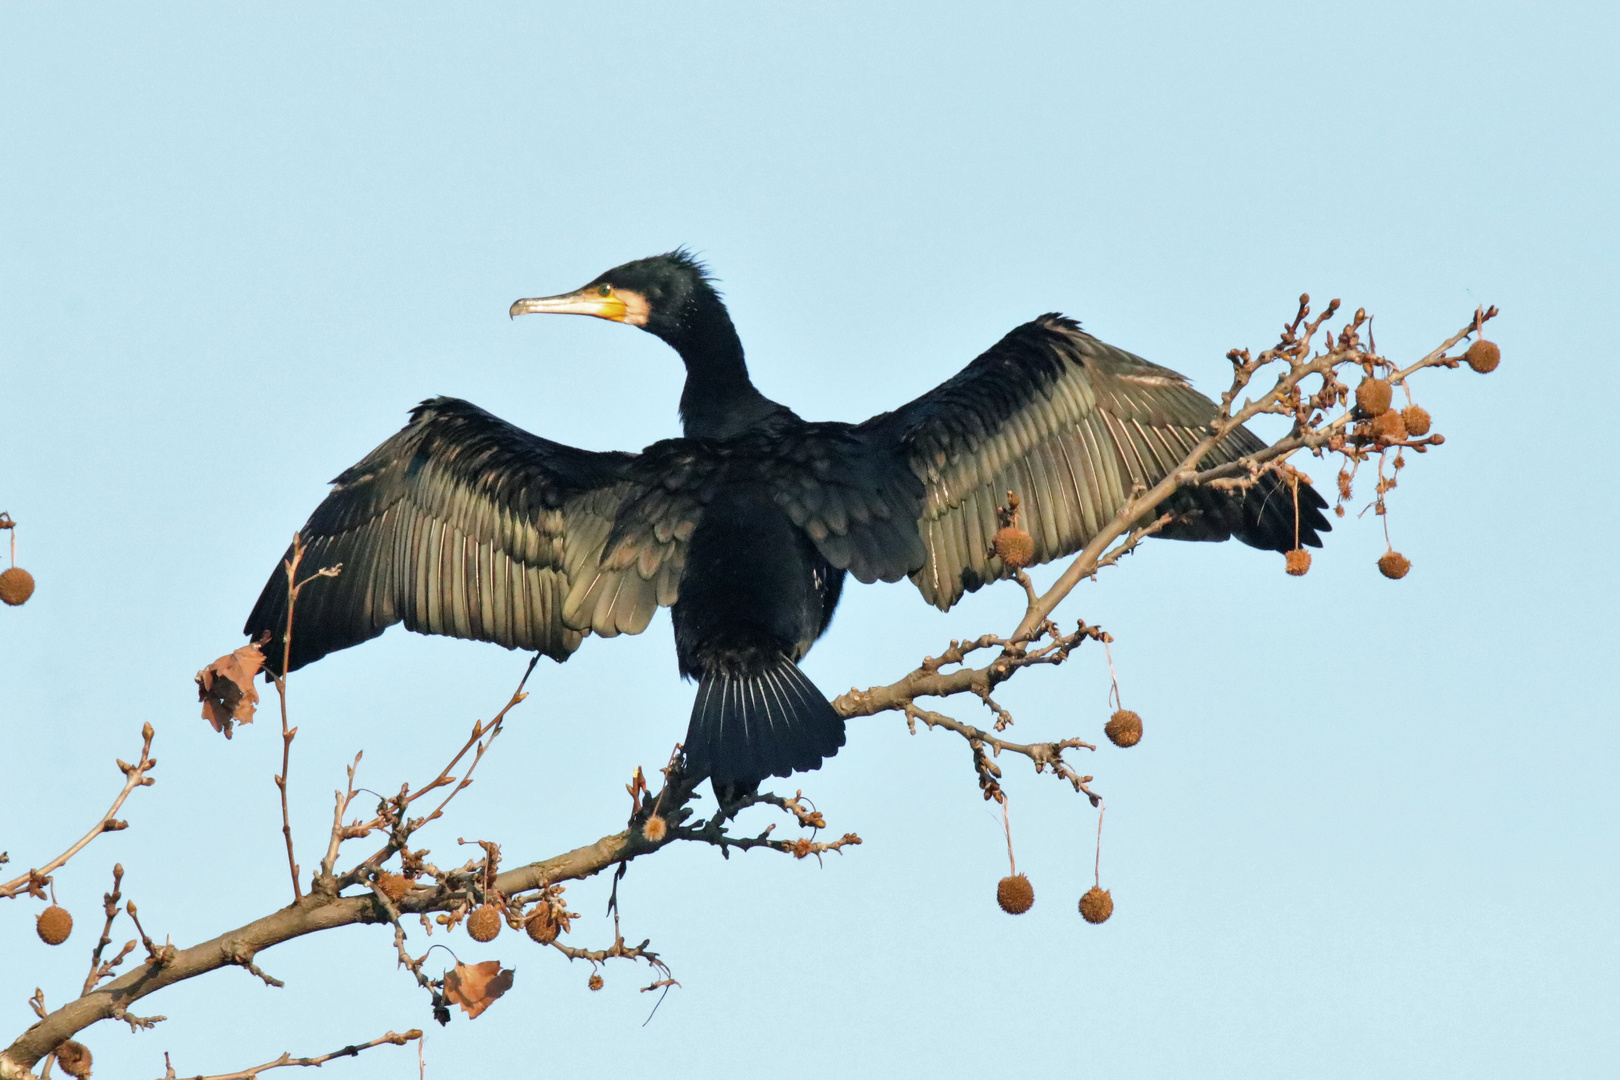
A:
[[684, 655, 846, 788]]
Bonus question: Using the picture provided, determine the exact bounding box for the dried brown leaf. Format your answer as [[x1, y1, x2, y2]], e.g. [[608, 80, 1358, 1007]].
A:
[[195, 644, 266, 738], [442, 960, 514, 1019]]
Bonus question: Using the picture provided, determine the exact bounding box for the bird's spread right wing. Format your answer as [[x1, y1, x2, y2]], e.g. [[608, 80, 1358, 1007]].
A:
[[244, 397, 698, 673], [859, 315, 1330, 610]]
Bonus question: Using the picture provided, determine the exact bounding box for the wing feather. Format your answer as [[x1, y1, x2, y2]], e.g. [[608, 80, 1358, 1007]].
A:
[[244, 397, 694, 673], [859, 315, 1332, 610]]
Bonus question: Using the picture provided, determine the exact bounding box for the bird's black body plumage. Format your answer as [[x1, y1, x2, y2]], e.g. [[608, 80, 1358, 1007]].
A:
[[246, 251, 1328, 790]]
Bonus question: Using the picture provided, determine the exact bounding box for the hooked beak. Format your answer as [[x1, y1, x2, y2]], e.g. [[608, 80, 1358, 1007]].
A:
[[509, 289, 629, 322]]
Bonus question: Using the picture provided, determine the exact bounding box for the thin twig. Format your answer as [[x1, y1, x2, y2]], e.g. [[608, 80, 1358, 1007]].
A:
[[349, 655, 540, 881], [1, 726, 155, 901], [268, 541, 344, 902], [80, 865, 135, 996], [273, 537, 306, 902], [157, 1029, 422, 1080]]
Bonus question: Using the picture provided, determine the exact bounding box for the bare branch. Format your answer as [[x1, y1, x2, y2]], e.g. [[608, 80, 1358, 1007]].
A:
[[2, 725, 156, 901], [342, 654, 540, 889], [903, 703, 1100, 801], [157, 1029, 422, 1080], [80, 865, 134, 996]]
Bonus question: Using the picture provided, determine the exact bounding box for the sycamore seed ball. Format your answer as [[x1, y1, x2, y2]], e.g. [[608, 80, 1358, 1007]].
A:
[[643, 814, 668, 843], [376, 872, 410, 903], [1371, 410, 1407, 444], [467, 904, 502, 942], [1355, 377, 1393, 417], [1284, 548, 1312, 577], [993, 526, 1036, 570], [55, 1040, 92, 1080], [1106, 709, 1143, 748], [1401, 405, 1432, 437], [36, 904, 72, 945], [588, 974, 604, 991], [526, 909, 558, 944], [1465, 339, 1501, 373], [997, 873, 1035, 915], [1378, 551, 1412, 580], [1079, 886, 1114, 924], [0, 567, 34, 606]]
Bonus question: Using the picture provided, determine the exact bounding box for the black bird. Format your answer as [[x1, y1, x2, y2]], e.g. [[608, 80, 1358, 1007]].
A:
[[245, 251, 1327, 791]]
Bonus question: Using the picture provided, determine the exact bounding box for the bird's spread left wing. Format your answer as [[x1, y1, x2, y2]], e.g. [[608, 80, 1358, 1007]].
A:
[[244, 397, 696, 672], [858, 315, 1330, 610]]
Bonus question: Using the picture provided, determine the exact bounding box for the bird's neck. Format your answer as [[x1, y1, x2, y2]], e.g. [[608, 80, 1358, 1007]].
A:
[[674, 306, 778, 439]]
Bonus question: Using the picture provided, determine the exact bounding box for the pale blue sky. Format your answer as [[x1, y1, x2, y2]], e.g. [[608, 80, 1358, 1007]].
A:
[[3, 3, 1616, 1078]]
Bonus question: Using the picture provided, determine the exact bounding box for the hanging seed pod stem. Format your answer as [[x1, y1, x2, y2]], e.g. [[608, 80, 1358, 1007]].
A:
[[0, 513, 34, 607], [996, 794, 1034, 914]]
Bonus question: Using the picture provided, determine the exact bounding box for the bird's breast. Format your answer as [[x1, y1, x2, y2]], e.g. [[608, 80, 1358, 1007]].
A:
[[670, 482, 844, 676]]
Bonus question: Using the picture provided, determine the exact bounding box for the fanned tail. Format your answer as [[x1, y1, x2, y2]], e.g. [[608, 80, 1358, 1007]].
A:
[[684, 655, 846, 788]]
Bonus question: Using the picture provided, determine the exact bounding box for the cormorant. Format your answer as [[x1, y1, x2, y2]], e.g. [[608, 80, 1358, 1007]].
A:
[[245, 251, 1327, 790]]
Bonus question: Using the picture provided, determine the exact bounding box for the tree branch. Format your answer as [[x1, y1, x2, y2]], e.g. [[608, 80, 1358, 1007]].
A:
[[1, 725, 155, 901], [156, 1029, 421, 1080]]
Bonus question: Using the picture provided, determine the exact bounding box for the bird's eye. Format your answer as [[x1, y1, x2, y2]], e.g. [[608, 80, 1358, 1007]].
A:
[[598, 284, 613, 297]]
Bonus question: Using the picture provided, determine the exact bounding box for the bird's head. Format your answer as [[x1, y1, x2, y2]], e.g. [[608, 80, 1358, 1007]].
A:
[[510, 249, 724, 350]]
